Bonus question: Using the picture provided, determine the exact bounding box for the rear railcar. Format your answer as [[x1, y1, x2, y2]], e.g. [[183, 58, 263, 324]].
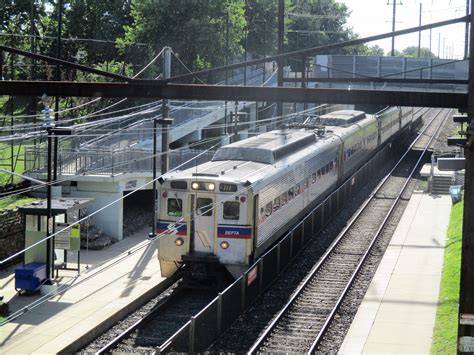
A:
[[253, 137, 341, 258], [377, 106, 402, 145]]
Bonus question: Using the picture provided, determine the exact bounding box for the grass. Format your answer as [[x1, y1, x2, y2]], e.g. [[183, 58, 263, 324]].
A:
[[0, 143, 30, 186], [0, 196, 38, 211], [431, 201, 463, 354]]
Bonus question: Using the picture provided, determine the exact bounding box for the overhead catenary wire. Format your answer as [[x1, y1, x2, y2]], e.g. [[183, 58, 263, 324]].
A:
[[0, 134, 224, 200], [0, 134, 228, 266]]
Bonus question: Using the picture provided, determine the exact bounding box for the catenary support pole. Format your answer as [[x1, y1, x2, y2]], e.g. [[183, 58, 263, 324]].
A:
[[391, 0, 397, 56], [161, 46, 172, 174], [466, 0, 470, 59], [53, 0, 63, 182], [418, 2, 422, 58], [276, 0, 284, 119], [458, 0, 474, 352]]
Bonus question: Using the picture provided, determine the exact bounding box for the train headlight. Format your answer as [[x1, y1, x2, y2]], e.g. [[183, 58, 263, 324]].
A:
[[220, 241, 230, 250], [175, 237, 184, 246], [191, 181, 215, 191]]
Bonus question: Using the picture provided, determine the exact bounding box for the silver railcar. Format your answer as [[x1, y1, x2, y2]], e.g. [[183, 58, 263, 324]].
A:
[[157, 108, 408, 279]]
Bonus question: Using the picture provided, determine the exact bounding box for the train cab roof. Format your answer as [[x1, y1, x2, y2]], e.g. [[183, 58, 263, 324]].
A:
[[319, 110, 366, 126], [212, 130, 317, 164]]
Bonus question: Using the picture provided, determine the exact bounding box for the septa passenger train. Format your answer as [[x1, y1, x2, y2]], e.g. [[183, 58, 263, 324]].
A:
[[157, 107, 412, 279]]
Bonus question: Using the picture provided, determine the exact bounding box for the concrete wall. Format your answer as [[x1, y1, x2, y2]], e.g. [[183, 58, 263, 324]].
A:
[[61, 173, 153, 241]]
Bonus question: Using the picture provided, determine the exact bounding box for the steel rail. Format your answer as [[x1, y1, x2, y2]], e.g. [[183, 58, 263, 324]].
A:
[[94, 269, 185, 355], [307, 108, 450, 353], [248, 108, 448, 354]]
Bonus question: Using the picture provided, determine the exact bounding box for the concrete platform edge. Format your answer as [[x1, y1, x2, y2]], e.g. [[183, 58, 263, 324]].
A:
[[59, 271, 181, 353]]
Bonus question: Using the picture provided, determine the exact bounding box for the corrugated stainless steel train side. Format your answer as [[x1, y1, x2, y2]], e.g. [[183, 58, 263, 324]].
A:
[[157, 107, 411, 279]]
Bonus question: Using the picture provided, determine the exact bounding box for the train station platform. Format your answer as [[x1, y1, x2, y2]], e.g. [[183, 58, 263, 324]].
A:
[[339, 192, 452, 354], [0, 228, 167, 354]]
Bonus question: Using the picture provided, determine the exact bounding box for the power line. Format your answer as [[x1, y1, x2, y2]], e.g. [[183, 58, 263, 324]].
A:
[[0, 32, 152, 47]]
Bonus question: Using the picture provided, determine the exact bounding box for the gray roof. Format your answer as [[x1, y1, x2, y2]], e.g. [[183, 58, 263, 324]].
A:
[[212, 130, 317, 164], [319, 110, 366, 126]]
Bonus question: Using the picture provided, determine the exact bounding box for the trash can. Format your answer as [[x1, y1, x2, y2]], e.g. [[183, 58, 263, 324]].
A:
[[15, 262, 46, 293], [449, 185, 463, 204]]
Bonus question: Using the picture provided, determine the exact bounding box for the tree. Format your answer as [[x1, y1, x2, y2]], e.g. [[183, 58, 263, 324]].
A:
[[245, 0, 293, 58], [119, 0, 247, 76], [366, 45, 384, 56], [399, 45, 436, 58], [287, 0, 360, 53], [63, 0, 133, 65]]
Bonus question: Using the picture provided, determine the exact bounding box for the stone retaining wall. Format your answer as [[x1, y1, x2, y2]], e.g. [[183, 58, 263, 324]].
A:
[[0, 209, 24, 267]]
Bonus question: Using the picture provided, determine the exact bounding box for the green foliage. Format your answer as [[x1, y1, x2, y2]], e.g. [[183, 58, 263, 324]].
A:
[[431, 201, 463, 354], [399, 46, 436, 58], [0, 143, 30, 186], [365, 45, 385, 56], [287, 0, 362, 54], [0, 196, 38, 211], [0, 0, 366, 120], [120, 0, 246, 75]]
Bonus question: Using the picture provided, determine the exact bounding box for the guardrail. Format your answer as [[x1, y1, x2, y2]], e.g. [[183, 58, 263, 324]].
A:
[[24, 147, 215, 176], [158, 143, 392, 353]]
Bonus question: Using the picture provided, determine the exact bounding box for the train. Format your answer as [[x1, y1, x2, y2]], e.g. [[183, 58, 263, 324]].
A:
[[156, 107, 413, 280]]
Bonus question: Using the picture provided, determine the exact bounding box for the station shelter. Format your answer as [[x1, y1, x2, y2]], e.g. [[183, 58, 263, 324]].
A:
[[16, 198, 92, 292]]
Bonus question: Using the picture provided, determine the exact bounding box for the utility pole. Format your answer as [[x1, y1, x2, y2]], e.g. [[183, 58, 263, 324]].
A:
[[160, 46, 172, 175], [224, 10, 229, 137], [438, 32, 441, 58], [458, 0, 474, 351], [261, 20, 266, 84], [41, 99, 54, 281], [276, 0, 284, 119], [53, 0, 63, 183], [10, 34, 14, 185], [443, 37, 446, 59], [429, 28, 432, 56], [30, 0, 37, 149], [230, 111, 246, 143], [389, 0, 400, 56], [244, 26, 248, 86], [418, 2, 422, 58], [152, 47, 173, 238], [466, 0, 470, 59]]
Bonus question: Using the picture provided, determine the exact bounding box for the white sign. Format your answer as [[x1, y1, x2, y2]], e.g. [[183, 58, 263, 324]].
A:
[[48, 217, 54, 234], [459, 336, 474, 352], [55, 223, 71, 250]]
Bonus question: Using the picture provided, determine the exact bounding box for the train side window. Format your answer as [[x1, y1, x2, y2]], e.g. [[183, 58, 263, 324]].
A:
[[273, 197, 280, 212], [281, 192, 288, 206], [288, 187, 294, 200], [196, 198, 213, 216], [265, 202, 273, 216], [317, 170, 321, 179], [295, 183, 300, 196], [167, 198, 182, 217], [223, 201, 239, 220], [312, 172, 316, 183]]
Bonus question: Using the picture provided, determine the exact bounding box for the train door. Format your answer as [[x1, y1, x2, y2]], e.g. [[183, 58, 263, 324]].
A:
[[190, 194, 216, 254], [252, 194, 259, 256], [337, 142, 344, 181]]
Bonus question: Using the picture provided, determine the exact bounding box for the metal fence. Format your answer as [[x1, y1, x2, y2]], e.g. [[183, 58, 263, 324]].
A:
[[313, 55, 468, 92], [24, 147, 215, 176], [158, 143, 391, 353]]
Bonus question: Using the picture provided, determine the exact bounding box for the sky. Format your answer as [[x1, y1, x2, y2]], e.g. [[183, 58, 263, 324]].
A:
[[340, 0, 468, 58]]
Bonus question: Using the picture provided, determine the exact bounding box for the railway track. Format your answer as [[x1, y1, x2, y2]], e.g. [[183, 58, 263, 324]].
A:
[[247, 108, 450, 354], [94, 283, 217, 354]]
